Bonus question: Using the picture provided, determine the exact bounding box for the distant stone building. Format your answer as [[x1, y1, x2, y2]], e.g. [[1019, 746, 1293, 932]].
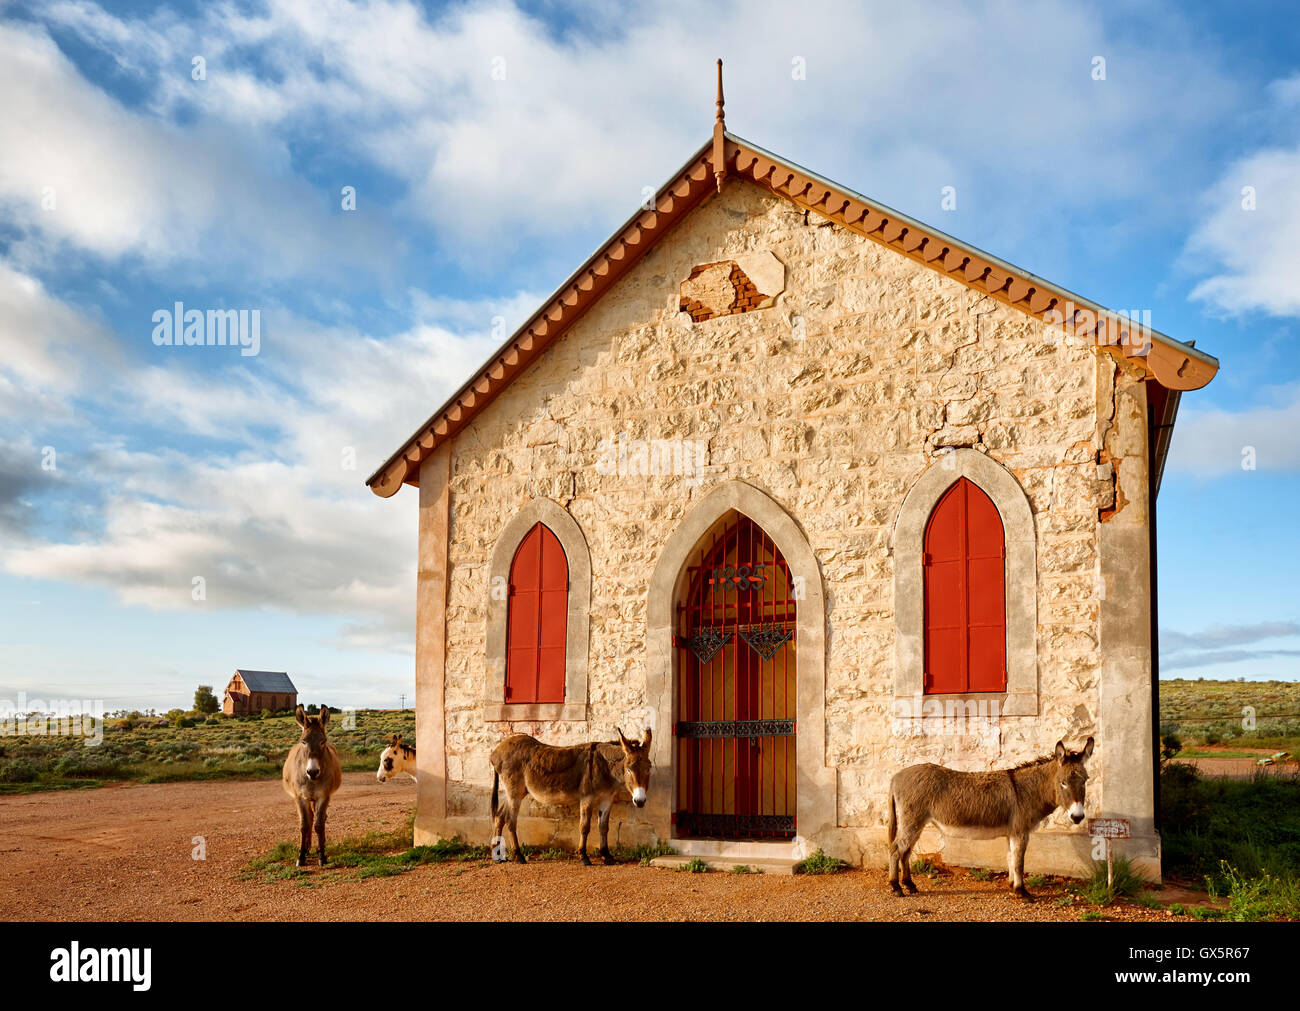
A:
[[365, 72, 1218, 879], [222, 670, 297, 715]]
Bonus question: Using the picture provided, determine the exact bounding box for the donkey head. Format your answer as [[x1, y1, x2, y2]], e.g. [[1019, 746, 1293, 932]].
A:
[[616, 728, 653, 808], [295, 704, 331, 780], [1051, 736, 1094, 823], [376, 734, 412, 782]]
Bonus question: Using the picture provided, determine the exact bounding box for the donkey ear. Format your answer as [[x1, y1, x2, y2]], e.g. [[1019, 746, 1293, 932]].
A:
[[319, 705, 331, 726], [294, 704, 307, 727], [1054, 741, 1066, 762], [1082, 737, 1095, 760], [640, 727, 652, 752], [617, 727, 632, 750]]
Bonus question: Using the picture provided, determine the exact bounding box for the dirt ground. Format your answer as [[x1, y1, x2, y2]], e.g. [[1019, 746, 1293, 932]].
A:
[[1180, 756, 1299, 779], [0, 773, 1198, 922]]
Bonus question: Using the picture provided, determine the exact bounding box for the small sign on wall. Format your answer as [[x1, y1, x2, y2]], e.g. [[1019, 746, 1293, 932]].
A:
[[1087, 818, 1131, 839], [1087, 817, 1131, 890]]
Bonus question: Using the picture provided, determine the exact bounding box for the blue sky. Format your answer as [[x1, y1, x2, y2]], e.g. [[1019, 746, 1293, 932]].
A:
[[0, 0, 1297, 712]]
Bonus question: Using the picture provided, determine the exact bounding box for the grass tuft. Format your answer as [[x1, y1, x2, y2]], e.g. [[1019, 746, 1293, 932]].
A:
[[613, 840, 676, 866], [1208, 861, 1300, 922], [1077, 855, 1146, 906], [795, 849, 848, 875], [241, 825, 491, 883]]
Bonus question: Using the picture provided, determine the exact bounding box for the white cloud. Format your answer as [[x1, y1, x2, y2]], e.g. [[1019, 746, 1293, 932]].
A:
[[25, 0, 1245, 255], [0, 271, 534, 652], [0, 19, 392, 276], [0, 262, 120, 419], [1186, 146, 1300, 316], [1166, 384, 1300, 476]]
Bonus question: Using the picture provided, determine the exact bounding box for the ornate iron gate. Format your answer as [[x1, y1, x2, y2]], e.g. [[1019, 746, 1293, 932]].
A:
[[674, 514, 796, 839]]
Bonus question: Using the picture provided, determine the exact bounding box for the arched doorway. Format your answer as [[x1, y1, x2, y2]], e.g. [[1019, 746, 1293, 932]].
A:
[[675, 511, 797, 839]]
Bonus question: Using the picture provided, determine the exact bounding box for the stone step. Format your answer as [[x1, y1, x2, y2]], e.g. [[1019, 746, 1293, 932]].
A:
[[649, 854, 799, 876]]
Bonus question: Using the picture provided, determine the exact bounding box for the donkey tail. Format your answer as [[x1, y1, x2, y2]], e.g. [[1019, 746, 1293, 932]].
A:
[[491, 769, 500, 820], [887, 788, 897, 846]]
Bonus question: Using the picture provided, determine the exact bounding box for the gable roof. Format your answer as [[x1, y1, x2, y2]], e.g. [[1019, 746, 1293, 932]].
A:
[[367, 131, 1219, 499], [233, 670, 296, 693]]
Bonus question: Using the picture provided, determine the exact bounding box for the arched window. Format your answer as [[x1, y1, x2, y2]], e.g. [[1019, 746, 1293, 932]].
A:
[[505, 522, 569, 704], [923, 477, 1006, 693]]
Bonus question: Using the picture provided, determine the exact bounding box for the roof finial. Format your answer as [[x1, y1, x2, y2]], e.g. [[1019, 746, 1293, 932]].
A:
[[713, 58, 727, 192], [715, 58, 725, 127]]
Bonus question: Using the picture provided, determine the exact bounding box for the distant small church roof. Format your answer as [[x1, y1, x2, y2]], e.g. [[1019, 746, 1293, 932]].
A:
[[234, 670, 297, 693]]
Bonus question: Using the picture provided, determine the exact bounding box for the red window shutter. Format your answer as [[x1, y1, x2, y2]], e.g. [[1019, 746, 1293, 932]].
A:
[[923, 478, 1006, 693], [505, 523, 569, 704]]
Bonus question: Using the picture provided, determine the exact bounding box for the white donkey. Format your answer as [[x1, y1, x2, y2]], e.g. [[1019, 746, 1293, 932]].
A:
[[375, 734, 417, 783]]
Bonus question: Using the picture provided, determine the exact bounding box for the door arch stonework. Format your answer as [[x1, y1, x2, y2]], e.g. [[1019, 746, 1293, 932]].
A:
[[646, 480, 834, 849]]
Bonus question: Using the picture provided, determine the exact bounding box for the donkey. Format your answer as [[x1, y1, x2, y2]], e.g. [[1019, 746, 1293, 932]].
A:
[[887, 737, 1094, 900], [376, 734, 417, 783], [489, 729, 652, 866], [281, 705, 343, 867]]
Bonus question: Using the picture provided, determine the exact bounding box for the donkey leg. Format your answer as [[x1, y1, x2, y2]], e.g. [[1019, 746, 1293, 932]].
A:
[[314, 796, 330, 866], [491, 801, 509, 863], [1009, 832, 1032, 899], [578, 798, 594, 866], [895, 821, 922, 894], [506, 795, 527, 864], [296, 799, 312, 867], [500, 776, 527, 863], [598, 800, 616, 863]]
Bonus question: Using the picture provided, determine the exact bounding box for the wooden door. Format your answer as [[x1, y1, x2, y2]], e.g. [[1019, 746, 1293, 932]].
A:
[[675, 514, 797, 839]]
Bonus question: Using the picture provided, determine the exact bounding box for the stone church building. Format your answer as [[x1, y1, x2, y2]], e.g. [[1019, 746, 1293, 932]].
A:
[[368, 72, 1217, 878]]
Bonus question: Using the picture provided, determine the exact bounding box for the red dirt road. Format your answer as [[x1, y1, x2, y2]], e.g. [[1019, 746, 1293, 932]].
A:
[[0, 774, 1184, 922]]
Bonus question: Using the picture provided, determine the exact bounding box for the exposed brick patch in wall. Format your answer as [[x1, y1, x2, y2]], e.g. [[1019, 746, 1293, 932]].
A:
[[1096, 447, 1118, 521], [679, 260, 768, 322]]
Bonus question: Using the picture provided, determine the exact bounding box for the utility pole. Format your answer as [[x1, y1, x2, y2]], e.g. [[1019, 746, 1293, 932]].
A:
[[399, 693, 406, 710]]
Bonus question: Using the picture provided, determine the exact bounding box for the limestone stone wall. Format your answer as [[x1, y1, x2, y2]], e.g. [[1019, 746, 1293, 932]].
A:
[[429, 178, 1145, 871]]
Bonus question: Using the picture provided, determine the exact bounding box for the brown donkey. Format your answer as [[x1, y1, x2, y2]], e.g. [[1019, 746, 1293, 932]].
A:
[[887, 737, 1094, 899], [282, 705, 343, 867], [489, 729, 653, 865]]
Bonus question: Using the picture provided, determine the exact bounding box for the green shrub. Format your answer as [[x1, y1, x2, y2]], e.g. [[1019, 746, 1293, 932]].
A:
[[53, 754, 127, 778], [1160, 764, 1300, 881], [613, 841, 675, 866], [796, 849, 848, 875], [1079, 855, 1145, 905], [0, 759, 38, 783], [1209, 862, 1300, 922]]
